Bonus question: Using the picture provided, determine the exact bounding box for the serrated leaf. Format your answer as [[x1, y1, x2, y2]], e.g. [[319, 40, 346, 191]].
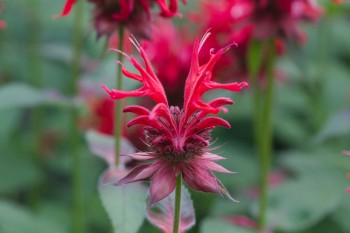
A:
[[98, 169, 147, 233], [201, 218, 257, 233], [147, 185, 195, 233], [0, 200, 65, 233], [0, 83, 70, 109]]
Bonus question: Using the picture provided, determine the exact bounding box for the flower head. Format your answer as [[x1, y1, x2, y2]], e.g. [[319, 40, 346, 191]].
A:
[[55, 0, 186, 37], [197, 0, 323, 48], [103, 32, 248, 205]]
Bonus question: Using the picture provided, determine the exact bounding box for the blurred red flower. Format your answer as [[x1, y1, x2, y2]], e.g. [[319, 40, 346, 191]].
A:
[[0, 3, 6, 29], [142, 19, 193, 107], [55, 0, 186, 38]]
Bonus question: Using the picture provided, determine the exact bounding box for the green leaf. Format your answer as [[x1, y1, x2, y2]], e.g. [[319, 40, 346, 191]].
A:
[[267, 176, 343, 232], [267, 150, 348, 232], [98, 171, 147, 233], [201, 218, 257, 233], [331, 195, 350, 232], [279, 150, 349, 176], [315, 109, 350, 142], [0, 153, 41, 194], [0, 200, 66, 233], [0, 83, 70, 109]]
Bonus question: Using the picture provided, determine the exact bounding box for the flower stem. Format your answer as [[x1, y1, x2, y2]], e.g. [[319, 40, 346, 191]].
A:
[[258, 42, 275, 230], [173, 173, 182, 233], [28, 0, 42, 209], [114, 26, 125, 166], [70, 1, 84, 233], [247, 41, 264, 153], [248, 40, 275, 230]]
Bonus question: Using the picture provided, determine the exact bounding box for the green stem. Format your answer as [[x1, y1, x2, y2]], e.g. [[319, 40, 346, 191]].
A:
[[258, 42, 275, 231], [70, 1, 84, 233], [28, 0, 42, 209], [114, 26, 125, 166], [247, 41, 264, 153], [173, 173, 182, 233]]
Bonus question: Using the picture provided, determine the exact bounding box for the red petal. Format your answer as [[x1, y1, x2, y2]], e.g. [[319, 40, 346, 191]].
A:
[[116, 162, 160, 185], [182, 164, 236, 201], [53, 0, 76, 18], [194, 157, 234, 174], [156, 0, 183, 17], [182, 165, 219, 194], [111, 0, 133, 20], [197, 117, 231, 130], [126, 152, 156, 161], [103, 39, 168, 105], [200, 153, 226, 161], [127, 115, 152, 127], [149, 165, 179, 205], [183, 32, 248, 119], [208, 98, 234, 108], [123, 105, 150, 115]]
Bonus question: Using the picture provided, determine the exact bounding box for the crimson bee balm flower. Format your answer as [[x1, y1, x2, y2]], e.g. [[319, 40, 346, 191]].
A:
[[56, 0, 186, 37], [102, 32, 248, 205]]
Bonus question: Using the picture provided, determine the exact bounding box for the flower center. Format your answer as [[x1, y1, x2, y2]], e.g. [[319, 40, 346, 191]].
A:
[[144, 106, 211, 163]]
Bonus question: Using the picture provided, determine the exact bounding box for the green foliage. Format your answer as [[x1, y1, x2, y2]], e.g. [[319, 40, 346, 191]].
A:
[[0, 153, 41, 194], [98, 180, 147, 233], [0, 200, 67, 233], [0, 83, 70, 109], [200, 218, 257, 233]]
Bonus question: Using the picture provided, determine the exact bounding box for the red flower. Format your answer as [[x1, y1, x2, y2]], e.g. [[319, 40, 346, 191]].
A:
[[78, 80, 146, 149], [142, 19, 193, 106], [198, 0, 322, 45], [55, 0, 186, 37], [251, 0, 322, 41], [0, 3, 6, 29], [102, 32, 248, 205], [193, 0, 322, 83]]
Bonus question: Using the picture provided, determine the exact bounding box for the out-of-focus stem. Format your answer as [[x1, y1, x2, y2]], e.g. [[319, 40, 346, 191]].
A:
[[247, 40, 275, 231], [114, 26, 125, 166], [173, 173, 182, 233], [28, 0, 42, 209], [258, 42, 275, 231], [70, 1, 84, 233], [247, 41, 264, 153]]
